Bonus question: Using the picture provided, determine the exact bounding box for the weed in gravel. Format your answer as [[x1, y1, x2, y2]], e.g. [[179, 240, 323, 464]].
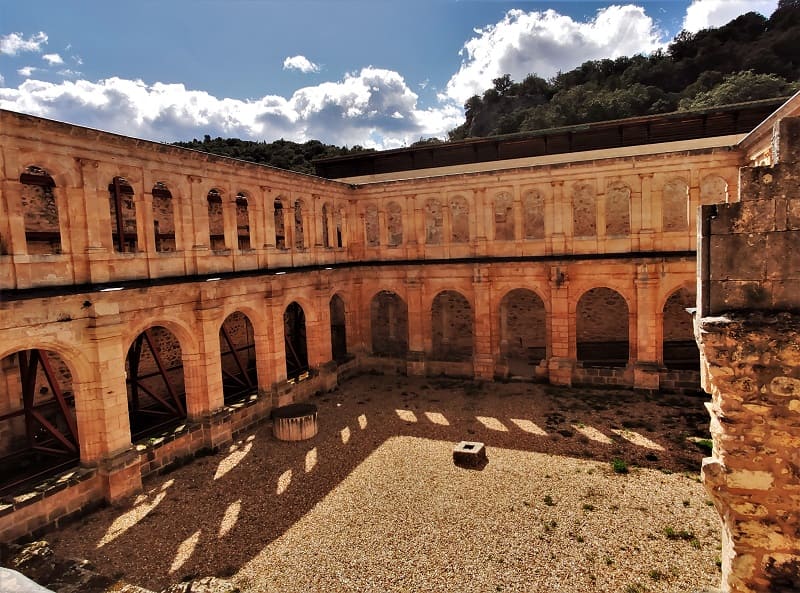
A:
[[543, 495, 555, 506], [624, 583, 647, 593], [663, 527, 696, 542], [582, 503, 595, 511], [611, 458, 629, 474], [648, 570, 665, 581]]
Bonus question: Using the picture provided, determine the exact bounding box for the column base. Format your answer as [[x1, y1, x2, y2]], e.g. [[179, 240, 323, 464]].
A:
[[406, 350, 426, 376], [473, 354, 494, 380], [97, 447, 142, 505], [548, 357, 575, 386], [633, 361, 660, 392], [199, 409, 233, 452]]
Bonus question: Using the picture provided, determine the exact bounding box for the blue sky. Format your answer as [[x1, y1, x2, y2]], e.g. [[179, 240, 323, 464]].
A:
[[0, 0, 779, 148]]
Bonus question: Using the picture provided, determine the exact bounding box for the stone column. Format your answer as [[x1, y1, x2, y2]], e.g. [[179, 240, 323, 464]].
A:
[[633, 263, 660, 391], [187, 296, 225, 419], [405, 275, 426, 375], [547, 265, 573, 385], [550, 181, 566, 254], [638, 173, 655, 251], [472, 266, 494, 379]]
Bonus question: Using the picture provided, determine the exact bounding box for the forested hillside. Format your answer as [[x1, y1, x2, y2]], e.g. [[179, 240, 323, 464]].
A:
[[173, 136, 373, 175], [448, 1, 800, 140]]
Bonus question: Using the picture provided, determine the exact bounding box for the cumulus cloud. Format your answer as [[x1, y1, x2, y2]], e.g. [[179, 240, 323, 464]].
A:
[[0, 31, 48, 55], [283, 55, 320, 74], [0, 68, 462, 149], [17, 66, 36, 77], [42, 53, 64, 65], [682, 0, 778, 33], [442, 5, 663, 105]]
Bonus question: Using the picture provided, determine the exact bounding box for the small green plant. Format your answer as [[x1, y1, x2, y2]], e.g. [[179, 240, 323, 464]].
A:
[[576, 535, 585, 543], [624, 583, 647, 593], [664, 527, 696, 541], [648, 570, 665, 581], [543, 495, 555, 506], [604, 556, 614, 566], [611, 458, 629, 474], [582, 503, 595, 511], [682, 499, 690, 507], [694, 438, 713, 454]]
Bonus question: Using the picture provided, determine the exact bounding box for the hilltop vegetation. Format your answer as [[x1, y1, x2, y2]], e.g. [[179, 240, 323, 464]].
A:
[[448, 1, 800, 140]]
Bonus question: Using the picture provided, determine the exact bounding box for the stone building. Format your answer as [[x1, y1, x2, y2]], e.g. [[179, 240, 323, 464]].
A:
[[0, 95, 798, 592]]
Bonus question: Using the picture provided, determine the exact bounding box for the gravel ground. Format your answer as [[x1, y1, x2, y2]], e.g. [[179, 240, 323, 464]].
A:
[[50, 374, 720, 593]]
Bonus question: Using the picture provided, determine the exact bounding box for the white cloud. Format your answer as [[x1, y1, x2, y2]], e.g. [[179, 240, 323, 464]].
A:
[[57, 69, 81, 78], [17, 66, 36, 77], [682, 0, 777, 33], [42, 53, 64, 65], [0, 68, 462, 150], [0, 74, 3, 85], [442, 5, 664, 105], [283, 55, 320, 74], [0, 32, 48, 55]]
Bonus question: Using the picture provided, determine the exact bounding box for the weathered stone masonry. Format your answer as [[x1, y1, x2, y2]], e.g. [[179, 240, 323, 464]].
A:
[[696, 103, 800, 593], [0, 105, 748, 548]]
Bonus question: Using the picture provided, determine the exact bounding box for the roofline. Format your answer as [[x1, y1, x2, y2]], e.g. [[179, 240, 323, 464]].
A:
[[737, 90, 800, 152]]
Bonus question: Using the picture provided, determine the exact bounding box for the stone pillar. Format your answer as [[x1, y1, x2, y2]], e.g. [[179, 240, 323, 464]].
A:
[[82, 304, 142, 503], [188, 297, 225, 419], [633, 263, 660, 391], [405, 275, 426, 376], [638, 173, 655, 251], [262, 187, 276, 249], [547, 265, 573, 385], [472, 267, 494, 379], [550, 180, 566, 254]]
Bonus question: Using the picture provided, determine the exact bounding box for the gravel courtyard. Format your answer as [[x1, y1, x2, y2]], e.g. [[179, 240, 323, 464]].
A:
[[50, 374, 721, 593]]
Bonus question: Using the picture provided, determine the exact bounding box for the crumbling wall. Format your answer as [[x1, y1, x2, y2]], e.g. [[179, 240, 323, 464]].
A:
[[370, 291, 408, 357], [523, 189, 544, 239], [450, 196, 469, 243], [387, 201, 403, 247], [696, 115, 800, 593], [605, 181, 631, 236], [431, 290, 473, 362]]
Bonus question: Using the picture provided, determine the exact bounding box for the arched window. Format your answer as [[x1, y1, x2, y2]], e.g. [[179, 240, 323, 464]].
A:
[[494, 192, 514, 240], [219, 311, 257, 404], [523, 190, 544, 240], [576, 288, 629, 367], [500, 289, 547, 376], [20, 166, 60, 254], [450, 196, 469, 243], [663, 288, 699, 370], [334, 207, 344, 248], [284, 302, 309, 380], [701, 175, 728, 205], [109, 177, 137, 252], [330, 294, 348, 363], [152, 182, 175, 252], [207, 189, 226, 250], [605, 181, 631, 236], [236, 192, 250, 250], [370, 291, 409, 357], [322, 203, 331, 248], [662, 178, 689, 231], [294, 199, 305, 250], [387, 201, 403, 247]]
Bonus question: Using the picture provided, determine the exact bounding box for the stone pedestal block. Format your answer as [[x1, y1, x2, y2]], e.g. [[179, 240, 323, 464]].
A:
[[453, 441, 487, 467], [97, 448, 141, 504]]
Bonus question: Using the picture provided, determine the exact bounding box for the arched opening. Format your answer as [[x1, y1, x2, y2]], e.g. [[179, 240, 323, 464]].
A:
[[365, 205, 379, 247], [450, 196, 469, 243], [126, 326, 187, 440], [605, 181, 631, 236], [573, 183, 597, 237], [274, 198, 286, 249], [387, 201, 403, 247], [0, 349, 79, 495], [284, 302, 309, 380], [663, 288, 700, 370], [152, 182, 176, 252], [207, 189, 226, 250], [500, 289, 547, 376], [334, 207, 344, 248], [322, 203, 331, 248], [370, 291, 408, 357], [20, 166, 61, 254], [236, 192, 251, 250], [662, 178, 689, 231], [576, 288, 629, 367], [431, 290, 473, 361], [109, 176, 137, 252], [219, 312, 257, 404], [294, 200, 305, 249], [701, 174, 728, 205], [424, 199, 443, 244], [330, 295, 348, 363], [523, 189, 544, 240], [494, 192, 514, 240]]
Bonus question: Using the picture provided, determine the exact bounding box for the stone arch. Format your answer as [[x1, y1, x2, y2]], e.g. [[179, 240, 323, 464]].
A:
[[284, 302, 309, 380], [125, 326, 187, 441], [207, 188, 226, 250], [20, 165, 61, 254], [387, 201, 403, 246], [322, 202, 331, 248], [494, 192, 514, 241], [450, 195, 470, 243], [235, 192, 251, 250], [424, 198, 443, 244], [219, 311, 257, 404], [523, 189, 545, 240], [701, 174, 728, 205], [20, 154, 80, 189], [370, 290, 409, 357], [0, 348, 80, 495], [605, 181, 631, 236], [294, 199, 305, 249], [330, 294, 348, 363], [109, 176, 138, 252], [576, 287, 629, 367], [662, 287, 699, 370], [573, 183, 597, 237], [152, 182, 176, 252], [662, 178, 689, 232], [431, 290, 473, 362], [365, 204, 379, 247], [500, 288, 547, 376], [274, 197, 287, 249]]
